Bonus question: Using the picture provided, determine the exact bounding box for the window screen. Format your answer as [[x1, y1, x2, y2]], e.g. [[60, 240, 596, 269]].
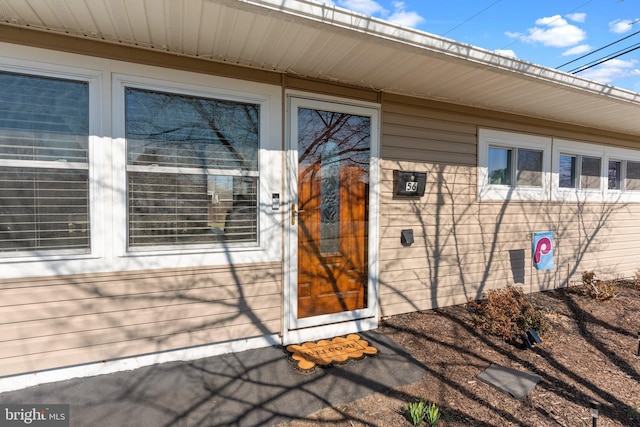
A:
[[0, 72, 90, 253]]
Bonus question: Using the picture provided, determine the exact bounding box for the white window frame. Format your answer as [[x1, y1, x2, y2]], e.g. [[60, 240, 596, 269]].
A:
[[111, 70, 282, 265], [478, 128, 551, 201], [0, 45, 283, 279], [0, 58, 103, 262], [604, 146, 640, 203], [552, 139, 606, 202]]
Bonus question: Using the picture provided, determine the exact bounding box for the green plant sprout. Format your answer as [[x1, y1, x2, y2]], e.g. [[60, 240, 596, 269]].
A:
[[405, 397, 440, 426], [424, 402, 441, 426], [405, 396, 427, 426]]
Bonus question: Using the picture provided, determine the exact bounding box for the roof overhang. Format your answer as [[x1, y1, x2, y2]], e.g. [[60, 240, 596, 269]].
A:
[[1, 0, 640, 136]]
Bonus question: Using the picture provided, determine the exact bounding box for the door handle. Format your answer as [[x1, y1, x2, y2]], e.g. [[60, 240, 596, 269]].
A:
[[291, 204, 305, 225]]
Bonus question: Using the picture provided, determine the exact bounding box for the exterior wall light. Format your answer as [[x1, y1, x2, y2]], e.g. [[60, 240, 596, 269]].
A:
[[401, 229, 414, 247]]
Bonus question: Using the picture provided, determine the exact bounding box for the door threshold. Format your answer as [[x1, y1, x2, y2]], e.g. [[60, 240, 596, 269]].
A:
[[283, 317, 378, 346]]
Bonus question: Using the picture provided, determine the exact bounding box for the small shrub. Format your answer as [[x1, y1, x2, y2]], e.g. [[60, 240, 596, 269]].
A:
[[634, 270, 640, 290], [405, 398, 440, 426], [582, 271, 596, 287], [469, 285, 550, 341], [576, 271, 618, 301]]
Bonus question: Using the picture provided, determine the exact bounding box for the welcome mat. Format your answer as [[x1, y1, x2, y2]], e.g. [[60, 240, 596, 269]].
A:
[[286, 334, 378, 371]]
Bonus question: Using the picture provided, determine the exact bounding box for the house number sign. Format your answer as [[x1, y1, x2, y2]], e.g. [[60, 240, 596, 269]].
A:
[[394, 171, 427, 196]]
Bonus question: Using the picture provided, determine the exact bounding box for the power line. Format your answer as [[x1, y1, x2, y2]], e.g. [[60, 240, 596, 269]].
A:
[[442, 0, 502, 37], [569, 43, 640, 74], [557, 28, 640, 69]]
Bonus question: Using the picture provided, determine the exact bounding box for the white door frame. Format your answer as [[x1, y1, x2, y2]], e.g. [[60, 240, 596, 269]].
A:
[[282, 92, 380, 345]]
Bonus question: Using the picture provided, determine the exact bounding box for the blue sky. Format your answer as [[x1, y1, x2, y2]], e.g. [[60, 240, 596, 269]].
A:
[[328, 0, 640, 93]]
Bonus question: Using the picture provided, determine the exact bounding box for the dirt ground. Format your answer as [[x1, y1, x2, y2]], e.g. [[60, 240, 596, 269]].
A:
[[279, 281, 640, 426]]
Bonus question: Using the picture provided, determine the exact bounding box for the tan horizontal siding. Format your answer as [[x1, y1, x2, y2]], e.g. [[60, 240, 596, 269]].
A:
[[286, 76, 378, 103], [379, 94, 640, 316], [382, 293, 471, 317], [380, 146, 477, 164], [378, 227, 640, 250], [0, 263, 282, 377], [382, 92, 640, 145], [0, 319, 282, 381]]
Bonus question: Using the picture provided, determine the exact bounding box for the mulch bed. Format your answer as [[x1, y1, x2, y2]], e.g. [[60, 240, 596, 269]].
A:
[[279, 281, 640, 426]]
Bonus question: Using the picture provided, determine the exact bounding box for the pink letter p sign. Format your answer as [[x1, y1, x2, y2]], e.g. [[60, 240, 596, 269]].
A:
[[532, 231, 554, 270]]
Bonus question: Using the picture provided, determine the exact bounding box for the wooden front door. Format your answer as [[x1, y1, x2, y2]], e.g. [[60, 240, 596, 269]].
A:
[[295, 105, 370, 320]]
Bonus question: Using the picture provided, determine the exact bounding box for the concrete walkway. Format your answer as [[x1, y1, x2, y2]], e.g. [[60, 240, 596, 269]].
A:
[[0, 331, 427, 426]]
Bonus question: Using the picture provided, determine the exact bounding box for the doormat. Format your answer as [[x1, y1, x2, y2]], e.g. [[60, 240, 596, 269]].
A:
[[477, 363, 541, 400], [286, 334, 378, 371]]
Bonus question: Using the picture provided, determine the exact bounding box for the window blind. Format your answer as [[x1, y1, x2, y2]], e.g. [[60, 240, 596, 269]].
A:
[[0, 71, 90, 253], [125, 87, 259, 248]]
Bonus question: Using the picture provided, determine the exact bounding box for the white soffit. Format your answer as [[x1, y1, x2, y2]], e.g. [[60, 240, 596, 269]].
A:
[[1, 0, 640, 135]]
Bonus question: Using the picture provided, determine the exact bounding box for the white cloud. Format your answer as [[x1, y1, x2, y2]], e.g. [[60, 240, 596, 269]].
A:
[[337, 0, 386, 16], [495, 49, 517, 58], [566, 13, 586, 23], [387, 1, 424, 27], [609, 19, 635, 34], [562, 44, 591, 56], [336, 0, 424, 27], [523, 15, 587, 47], [579, 58, 638, 84], [505, 31, 522, 39]]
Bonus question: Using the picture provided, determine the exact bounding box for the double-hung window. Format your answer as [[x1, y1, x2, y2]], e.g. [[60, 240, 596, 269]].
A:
[[125, 87, 259, 249], [478, 129, 551, 200], [0, 71, 90, 254]]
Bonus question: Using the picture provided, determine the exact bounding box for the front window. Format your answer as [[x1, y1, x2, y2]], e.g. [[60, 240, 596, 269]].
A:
[[488, 147, 512, 186], [478, 129, 551, 201], [517, 149, 543, 187], [608, 160, 622, 190], [488, 147, 543, 188], [0, 71, 90, 253], [125, 88, 259, 248], [558, 153, 602, 190], [627, 161, 640, 191], [581, 156, 601, 190], [559, 155, 577, 188]]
